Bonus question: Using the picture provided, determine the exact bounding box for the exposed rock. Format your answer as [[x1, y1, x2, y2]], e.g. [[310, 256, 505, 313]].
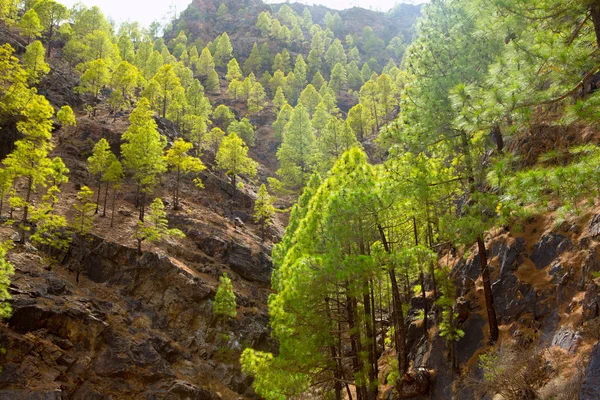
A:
[[550, 326, 582, 354], [164, 380, 216, 399], [580, 343, 600, 400], [530, 233, 571, 270], [583, 281, 599, 321]]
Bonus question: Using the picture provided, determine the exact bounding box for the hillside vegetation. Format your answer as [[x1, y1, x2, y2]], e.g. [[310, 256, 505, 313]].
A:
[[0, 0, 598, 399]]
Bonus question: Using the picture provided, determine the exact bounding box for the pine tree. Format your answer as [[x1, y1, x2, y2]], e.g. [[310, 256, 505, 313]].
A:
[[134, 198, 184, 254], [273, 104, 293, 142], [121, 98, 167, 221], [57, 105, 76, 128], [297, 84, 321, 116], [228, 118, 255, 147], [202, 127, 226, 156], [18, 9, 43, 43], [23, 40, 50, 84], [197, 46, 215, 78], [254, 184, 275, 241], [76, 59, 110, 107], [213, 104, 235, 130], [206, 69, 220, 94], [277, 105, 316, 189], [165, 138, 206, 210], [103, 158, 123, 225], [73, 185, 95, 236], [324, 38, 347, 71], [214, 32, 233, 67], [256, 11, 272, 36], [243, 43, 261, 75], [216, 3, 229, 22], [33, 0, 69, 57], [248, 81, 267, 116], [216, 132, 258, 195], [87, 138, 113, 214], [213, 272, 237, 320], [226, 57, 243, 81], [151, 64, 182, 118], [110, 61, 139, 112], [227, 78, 243, 101], [273, 86, 287, 111], [329, 63, 347, 93], [317, 117, 358, 173]]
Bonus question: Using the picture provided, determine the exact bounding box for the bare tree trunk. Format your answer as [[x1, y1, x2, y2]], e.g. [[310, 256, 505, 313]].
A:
[[477, 235, 499, 343], [110, 187, 117, 228]]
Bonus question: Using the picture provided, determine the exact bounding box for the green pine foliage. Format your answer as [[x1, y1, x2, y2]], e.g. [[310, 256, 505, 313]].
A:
[[213, 272, 237, 319]]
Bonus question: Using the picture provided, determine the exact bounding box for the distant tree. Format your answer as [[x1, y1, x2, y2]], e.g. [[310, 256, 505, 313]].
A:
[[121, 98, 167, 221], [213, 104, 235, 129], [216, 3, 229, 22], [134, 198, 184, 254], [243, 43, 262, 75], [256, 11, 272, 36], [18, 9, 43, 43], [329, 63, 347, 93], [254, 184, 275, 241], [152, 64, 182, 117], [33, 0, 69, 57], [75, 59, 110, 109], [347, 103, 367, 141], [165, 138, 205, 210], [144, 50, 164, 79], [73, 185, 95, 236], [277, 105, 316, 189], [300, 7, 313, 29], [206, 69, 220, 94], [226, 58, 243, 81], [277, 25, 291, 47], [325, 39, 347, 71], [273, 104, 293, 142], [213, 273, 236, 320], [298, 84, 321, 116], [273, 86, 288, 110], [273, 50, 291, 74], [87, 138, 113, 214], [248, 81, 267, 116], [290, 24, 304, 45], [228, 118, 255, 147], [311, 71, 325, 90], [197, 46, 215, 78], [23, 40, 49, 84], [214, 32, 233, 67], [110, 61, 139, 113], [202, 127, 226, 155], [117, 33, 135, 62], [56, 105, 76, 129], [227, 78, 243, 101], [316, 117, 358, 173], [216, 132, 258, 195], [347, 61, 363, 90], [102, 157, 123, 225], [269, 70, 287, 95]]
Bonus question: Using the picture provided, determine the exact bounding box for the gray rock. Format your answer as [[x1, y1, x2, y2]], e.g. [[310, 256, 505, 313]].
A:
[[580, 343, 600, 400], [583, 281, 599, 322], [530, 233, 571, 270]]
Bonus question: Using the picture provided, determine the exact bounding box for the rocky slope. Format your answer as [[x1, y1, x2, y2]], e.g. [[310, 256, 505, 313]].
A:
[[380, 196, 600, 399]]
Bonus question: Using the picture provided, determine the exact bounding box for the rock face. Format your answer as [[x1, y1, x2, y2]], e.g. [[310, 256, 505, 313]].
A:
[[580, 343, 600, 400], [0, 234, 273, 398]]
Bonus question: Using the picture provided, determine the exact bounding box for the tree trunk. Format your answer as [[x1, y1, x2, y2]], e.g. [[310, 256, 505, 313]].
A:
[[95, 180, 102, 214], [477, 235, 499, 343], [346, 286, 367, 400], [111, 187, 117, 228], [20, 175, 33, 244], [363, 287, 377, 398], [326, 298, 343, 400], [174, 168, 181, 210], [377, 223, 407, 376], [139, 191, 146, 222], [102, 182, 109, 217], [590, 1, 600, 49]]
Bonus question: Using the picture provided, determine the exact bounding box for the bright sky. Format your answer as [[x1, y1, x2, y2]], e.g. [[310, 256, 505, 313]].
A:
[[60, 0, 427, 27]]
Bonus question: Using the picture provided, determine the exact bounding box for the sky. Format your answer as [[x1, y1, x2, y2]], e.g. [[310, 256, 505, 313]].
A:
[[60, 0, 428, 27]]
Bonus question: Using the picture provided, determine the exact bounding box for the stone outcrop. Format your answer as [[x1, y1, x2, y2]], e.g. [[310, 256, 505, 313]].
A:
[[0, 233, 273, 398]]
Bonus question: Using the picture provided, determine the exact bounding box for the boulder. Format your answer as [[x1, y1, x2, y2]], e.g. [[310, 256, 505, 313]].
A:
[[582, 281, 599, 322]]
